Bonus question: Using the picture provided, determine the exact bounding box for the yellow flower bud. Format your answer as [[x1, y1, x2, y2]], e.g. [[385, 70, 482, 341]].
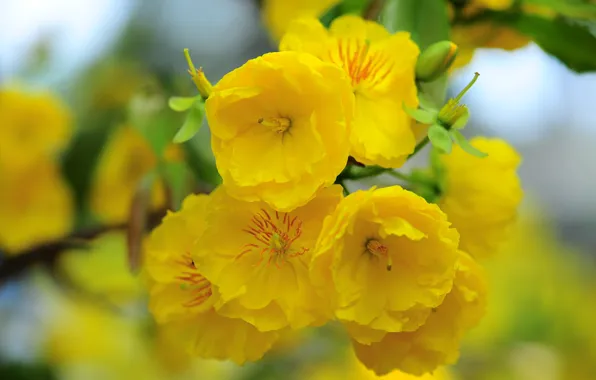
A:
[[415, 41, 458, 82]]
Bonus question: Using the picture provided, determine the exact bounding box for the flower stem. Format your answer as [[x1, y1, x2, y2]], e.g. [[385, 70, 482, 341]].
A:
[[408, 136, 430, 160]]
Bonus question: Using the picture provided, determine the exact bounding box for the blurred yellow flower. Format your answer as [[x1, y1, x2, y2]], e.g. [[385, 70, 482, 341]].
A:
[[206, 51, 353, 211], [145, 193, 280, 364], [303, 349, 452, 380], [193, 185, 343, 332], [463, 208, 596, 378], [90, 125, 170, 224], [311, 186, 459, 344], [0, 88, 72, 169], [0, 160, 73, 254], [451, 23, 530, 68], [473, 0, 513, 11], [262, 0, 340, 40], [449, 0, 528, 69], [58, 232, 145, 305], [438, 137, 522, 259], [281, 16, 419, 168], [353, 252, 486, 376], [44, 294, 160, 380]]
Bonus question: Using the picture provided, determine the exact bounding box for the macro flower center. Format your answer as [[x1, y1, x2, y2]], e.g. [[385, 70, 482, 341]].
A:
[[176, 252, 213, 307], [332, 39, 392, 89], [365, 238, 392, 271], [258, 116, 291, 134], [238, 209, 308, 268]]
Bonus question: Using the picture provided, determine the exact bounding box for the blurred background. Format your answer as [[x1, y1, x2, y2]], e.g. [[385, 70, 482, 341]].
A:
[[0, 0, 595, 379]]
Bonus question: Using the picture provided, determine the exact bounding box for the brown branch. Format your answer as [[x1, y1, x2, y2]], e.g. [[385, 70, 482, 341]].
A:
[[0, 210, 166, 285], [364, 0, 386, 20]]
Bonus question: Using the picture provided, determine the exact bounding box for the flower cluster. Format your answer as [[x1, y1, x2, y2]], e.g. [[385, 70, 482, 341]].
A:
[[0, 88, 74, 254], [145, 15, 522, 376]]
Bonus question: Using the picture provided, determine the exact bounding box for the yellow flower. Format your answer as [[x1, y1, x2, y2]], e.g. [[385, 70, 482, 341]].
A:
[[0, 160, 73, 254], [303, 348, 452, 380], [451, 23, 530, 68], [438, 137, 522, 259], [193, 185, 344, 331], [311, 186, 460, 344], [0, 88, 72, 169], [46, 299, 147, 369], [58, 232, 145, 305], [145, 193, 279, 364], [473, 0, 513, 10], [464, 208, 596, 378], [206, 52, 353, 211], [262, 0, 340, 40], [449, 0, 528, 69], [353, 251, 486, 376], [90, 125, 171, 224], [281, 16, 420, 168]]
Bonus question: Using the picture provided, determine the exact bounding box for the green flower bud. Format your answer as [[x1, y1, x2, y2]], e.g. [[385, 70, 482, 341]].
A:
[[416, 41, 458, 82], [437, 72, 479, 129]]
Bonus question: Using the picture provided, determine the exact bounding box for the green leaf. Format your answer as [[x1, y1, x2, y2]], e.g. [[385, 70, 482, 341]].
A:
[[522, 0, 596, 21], [452, 107, 470, 129], [141, 113, 179, 157], [162, 161, 191, 210], [381, 0, 450, 50], [168, 96, 198, 112], [340, 0, 370, 15], [451, 130, 488, 158], [490, 12, 596, 73], [382, 0, 450, 104], [182, 127, 222, 187], [403, 102, 436, 124], [427, 124, 452, 154], [173, 102, 204, 143], [319, 3, 342, 27]]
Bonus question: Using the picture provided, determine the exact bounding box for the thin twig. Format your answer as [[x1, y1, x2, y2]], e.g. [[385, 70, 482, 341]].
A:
[[0, 210, 166, 285]]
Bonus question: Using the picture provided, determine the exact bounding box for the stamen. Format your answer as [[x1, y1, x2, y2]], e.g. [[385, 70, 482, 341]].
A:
[[335, 38, 393, 88], [237, 210, 308, 268], [366, 239, 392, 271], [258, 117, 291, 133], [175, 252, 213, 308]]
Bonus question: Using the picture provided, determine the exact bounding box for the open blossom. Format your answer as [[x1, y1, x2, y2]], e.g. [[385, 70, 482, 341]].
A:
[[145, 194, 279, 364], [311, 186, 459, 344], [0, 160, 73, 254], [281, 15, 419, 168], [353, 252, 487, 376], [0, 88, 72, 169], [262, 0, 340, 40], [193, 185, 343, 332], [438, 137, 522, 259], [206, 51, 353, 211]]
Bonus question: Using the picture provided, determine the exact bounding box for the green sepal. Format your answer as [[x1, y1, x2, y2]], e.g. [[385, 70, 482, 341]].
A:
[[403, 102, 436, 124], [452, 106, 470, 130], [173, 101, 205, 143], [417, 91, 440, 113], [450, 130, 488, 158], [428, 124, 452, 154], [168, 96, 198, 112]]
